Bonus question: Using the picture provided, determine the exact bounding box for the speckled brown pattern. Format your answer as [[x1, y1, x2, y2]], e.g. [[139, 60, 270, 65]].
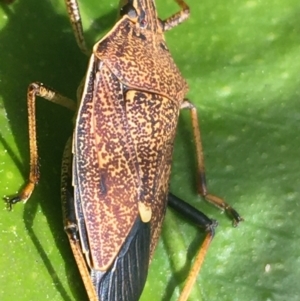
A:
[[3, 0, 196, 299], [74, 60, 181, 270], [94, 9, 188, 102], [74, 61, 140, 271], [73, 0, 188, 272], [124, 89, 180, 257]]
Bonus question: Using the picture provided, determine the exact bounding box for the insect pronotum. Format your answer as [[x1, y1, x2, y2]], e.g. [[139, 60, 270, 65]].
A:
[[5, 0, 243, 300]]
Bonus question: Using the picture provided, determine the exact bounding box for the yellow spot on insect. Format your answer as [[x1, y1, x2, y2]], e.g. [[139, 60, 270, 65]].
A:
[[138, 202, 152, 222]]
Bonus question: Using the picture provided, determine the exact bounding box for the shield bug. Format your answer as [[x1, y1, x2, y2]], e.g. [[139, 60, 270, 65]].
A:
[[5, 0, 243, 300]]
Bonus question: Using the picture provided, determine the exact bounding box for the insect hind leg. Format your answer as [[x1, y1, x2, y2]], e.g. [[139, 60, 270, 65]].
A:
[[180, 99, 243, 226], [168, 193, 217, 301]]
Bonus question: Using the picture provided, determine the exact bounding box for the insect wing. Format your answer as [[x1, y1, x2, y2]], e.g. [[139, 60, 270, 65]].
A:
[[123, 90, 180, 255], [91, 216, 150, 300], [73, 56, 142, 272], [63, 136, 150, 301]]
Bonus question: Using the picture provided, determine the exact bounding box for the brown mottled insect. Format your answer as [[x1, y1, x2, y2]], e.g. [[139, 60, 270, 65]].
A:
[[5, 0, 243, 300]]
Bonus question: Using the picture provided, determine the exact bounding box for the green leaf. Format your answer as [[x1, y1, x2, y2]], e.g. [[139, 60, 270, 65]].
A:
[[0, 0, 299, 301]]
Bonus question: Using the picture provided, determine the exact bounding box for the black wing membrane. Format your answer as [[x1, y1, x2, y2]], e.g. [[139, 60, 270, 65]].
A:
[[92, 216, 150, 301]]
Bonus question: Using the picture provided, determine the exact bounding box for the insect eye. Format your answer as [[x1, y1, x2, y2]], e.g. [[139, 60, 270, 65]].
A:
[[140, 18, 147, 28]]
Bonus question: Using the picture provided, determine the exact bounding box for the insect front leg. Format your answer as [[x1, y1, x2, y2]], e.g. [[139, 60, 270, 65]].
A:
[[64, 0, 89, 55], [180, 100, 243, 226], [168, 193, 217, 301], [161, 0, 190, 31], [5, 82, 75, 210]]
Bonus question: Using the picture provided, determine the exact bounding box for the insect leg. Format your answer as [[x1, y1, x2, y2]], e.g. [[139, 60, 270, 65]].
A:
[[162, 0, 190, 31], [64, 0, 89, 55], [61, 138, 99, 301], [180, 99, 243, 226], [168, 193, 217, 301], [5, 82, 76, 209]]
